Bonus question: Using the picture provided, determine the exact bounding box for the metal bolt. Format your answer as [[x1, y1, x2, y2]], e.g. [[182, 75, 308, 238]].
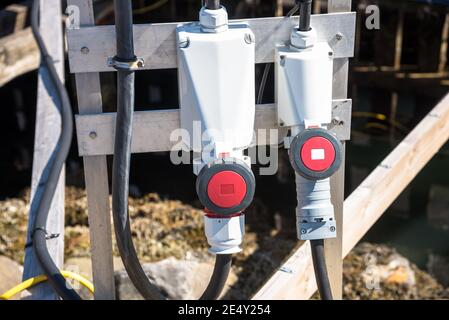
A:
[[89, 131, 97, 139], [178, 37, 190, 49], [80, 46, 90, 54], [330, 226, 336, 232], [335, 33, 343, 41], [280, 55, 286, 67], [137, 59, 145, 68], [280, 266, 293, 274], [244, 33, 255, 44], [380, 163, 392, 170], [300, 229, 307, 235], [332, 117, 344, 125], [328, 51, 334, 57]]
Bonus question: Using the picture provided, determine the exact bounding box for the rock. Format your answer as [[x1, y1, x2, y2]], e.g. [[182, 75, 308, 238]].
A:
[[63, 256, 126, 300], [361, 253, 416, 289], [343, 243, 448, 300], [0, 198, 28, 263], [115, 256, 237, 300], [0, 255, 23, 300]]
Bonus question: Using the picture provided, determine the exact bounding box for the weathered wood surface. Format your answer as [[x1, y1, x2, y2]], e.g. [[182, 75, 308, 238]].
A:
[[0, 28, 39, 87], [74, 100, 352, 157], [253, 92, 449, 300], [0, 1, 31, 37], [22, 0, 65, 300], [66, 12, 356, 73], [67, 0, 116, 300]]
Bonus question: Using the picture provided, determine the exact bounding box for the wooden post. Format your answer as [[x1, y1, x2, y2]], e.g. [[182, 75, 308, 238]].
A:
[[390, 9, 404, 143], [438, 11, 449, 73], [276, 0, 283, 17], [326, 0, 351, 300], [22, 0, 65, 300], [67, 0, 116, 300], [313, 0, 322, 14]]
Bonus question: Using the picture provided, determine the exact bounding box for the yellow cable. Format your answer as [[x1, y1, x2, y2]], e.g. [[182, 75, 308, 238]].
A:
[[352, 111, 387, 122], [352, 111, 409, 133], [0, 271, 94, 300], [133, 0, 169, 15]]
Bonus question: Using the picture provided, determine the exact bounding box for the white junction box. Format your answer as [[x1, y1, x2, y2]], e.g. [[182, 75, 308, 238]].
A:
[[275, 41, 334, 128], [177, 22, 255, 157]]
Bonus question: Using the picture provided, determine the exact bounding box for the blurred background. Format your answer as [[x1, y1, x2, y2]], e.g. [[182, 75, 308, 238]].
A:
[[1, 0, 449, 299]]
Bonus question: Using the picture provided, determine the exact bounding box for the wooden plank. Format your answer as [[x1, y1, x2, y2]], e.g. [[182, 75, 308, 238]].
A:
[[22, 0, 65, 300], [324, 0, 351, 301], [0, 27, 39, 87], [74, 100, 351, 157], [66, 12, 356, 73], [254, 92, 449, 300], [0, 1, 31, 37], [328, 0, 352, 13], [9, 2, 30, 32], [67, 0, 115, 300]]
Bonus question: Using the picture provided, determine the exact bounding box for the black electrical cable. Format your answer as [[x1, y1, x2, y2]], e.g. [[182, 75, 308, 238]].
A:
[[111, 0, 231, 301], [299, 0, 312, 31], [111, 0, 166, 301], [310, 239, 333, 300], [199, 254, 232, 300], [297, 0, 334, 301], [205, 0, 220, 10], [30, 0, 81, 300]]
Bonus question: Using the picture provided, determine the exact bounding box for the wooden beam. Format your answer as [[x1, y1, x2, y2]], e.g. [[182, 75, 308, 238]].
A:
[[0, 28, 39, 87], [66, 13, 356, 73], [0, 1, 32, 37], [253, 92, 449, 300], [74, 100, 351, 157], [67, 0, 116, 300], [22, 0, 65, 300]]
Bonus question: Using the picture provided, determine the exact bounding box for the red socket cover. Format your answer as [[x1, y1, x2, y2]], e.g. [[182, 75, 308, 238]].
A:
[[300, 137, 336, 172], [207, 171, 247, 208]]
